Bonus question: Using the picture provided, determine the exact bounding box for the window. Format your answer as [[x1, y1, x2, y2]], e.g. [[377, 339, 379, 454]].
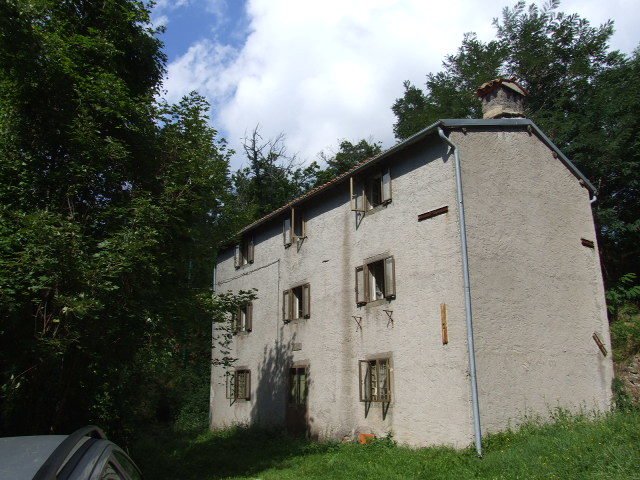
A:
[[355, 256, 395, 305], [289, 367, 308, 405], [359, 358, 392, 403], [283, 283, 310, 322], [350, 168, 391, 212], [234, 236, 254, 268], [226, 369, 251, 400], [283, 207, 306, 247], [232, 302, 253, 333]]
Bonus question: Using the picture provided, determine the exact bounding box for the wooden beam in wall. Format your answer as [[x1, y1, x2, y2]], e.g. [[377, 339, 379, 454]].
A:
[[440, 303, 448, 345], [418, 206, 449, 222]]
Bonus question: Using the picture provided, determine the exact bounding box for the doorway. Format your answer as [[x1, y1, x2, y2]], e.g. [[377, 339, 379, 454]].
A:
[[286, 365, 308, 436]]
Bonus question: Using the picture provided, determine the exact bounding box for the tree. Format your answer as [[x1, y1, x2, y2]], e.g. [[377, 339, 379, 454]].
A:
[[314, 139, 382, 186], [0, 0, 241, 440], [391, 0, 638, 286]]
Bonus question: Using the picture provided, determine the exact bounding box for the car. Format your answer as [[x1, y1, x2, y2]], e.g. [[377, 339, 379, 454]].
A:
[[0, 426, 143, 480]]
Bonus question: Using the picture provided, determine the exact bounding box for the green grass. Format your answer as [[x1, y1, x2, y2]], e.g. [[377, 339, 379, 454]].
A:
[[131, 410, 640, 480]]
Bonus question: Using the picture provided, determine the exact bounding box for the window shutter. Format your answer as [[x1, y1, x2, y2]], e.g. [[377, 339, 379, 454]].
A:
[[350, 176, 364, 212], [382, 168, 392, 203], [283, 290, 291, 322], [245, 371, 251, 400], [355, 266, 365, 305], [283, 217, 292, 246], [302, 283, 311, 318], [384, 256, 396, 299], [247, 237, 254, 263], [291, 207, 296, 239], [234, 244, 241, 268], [246, 302, 253, 332], [226, 372, 235, 399], [233, 309, 241, 333], [359, 360, 371, 402], [380, 359, 391, 402]]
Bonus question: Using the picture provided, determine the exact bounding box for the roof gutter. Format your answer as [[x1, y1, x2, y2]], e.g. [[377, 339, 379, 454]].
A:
[[437, 127, 483, 457]]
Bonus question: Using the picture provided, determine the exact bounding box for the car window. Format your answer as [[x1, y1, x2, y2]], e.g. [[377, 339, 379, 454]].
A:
[[100, 461, 125, 480], [113, 451, 143, 480]]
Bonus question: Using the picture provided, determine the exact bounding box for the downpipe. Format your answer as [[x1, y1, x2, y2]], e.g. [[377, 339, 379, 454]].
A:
[[438, 127, 483, 457]]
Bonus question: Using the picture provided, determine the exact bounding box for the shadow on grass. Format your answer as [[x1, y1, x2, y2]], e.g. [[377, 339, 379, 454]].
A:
[[131, 424, 336, 480]]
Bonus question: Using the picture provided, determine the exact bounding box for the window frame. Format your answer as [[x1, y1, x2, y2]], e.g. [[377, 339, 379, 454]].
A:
[[234, 236, 254, 268], [283, 207, 307, 247], [282, 283, 311, 322], [231, 301, 253, 334], [288, 366, 309, 406], [359, 357, 392, 403], [355, 256, 396, 306], [350, 167, 392, 213], [226, 369, 251, 401]]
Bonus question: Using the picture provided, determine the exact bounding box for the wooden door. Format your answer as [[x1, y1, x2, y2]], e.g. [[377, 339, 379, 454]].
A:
[[286, 366, 308, 436]]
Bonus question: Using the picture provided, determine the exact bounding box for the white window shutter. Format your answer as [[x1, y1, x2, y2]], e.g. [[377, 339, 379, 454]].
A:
[[382, 168, 392, 203], [384, 256, 396, 299], [302, 283, 311, 318], [283, 217, 292, 246]]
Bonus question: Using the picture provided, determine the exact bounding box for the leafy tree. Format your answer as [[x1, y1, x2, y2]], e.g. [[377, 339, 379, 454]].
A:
[[391, 0, 638, 286], [314, 139, 382, 186], [0, 0, 242, 440]]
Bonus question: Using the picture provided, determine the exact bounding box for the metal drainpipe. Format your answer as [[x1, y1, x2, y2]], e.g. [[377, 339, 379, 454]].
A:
[[438, 127, 483, 457]]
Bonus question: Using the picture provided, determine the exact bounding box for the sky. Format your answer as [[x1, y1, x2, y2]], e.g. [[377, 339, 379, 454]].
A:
[[153, 0, 640, 170]]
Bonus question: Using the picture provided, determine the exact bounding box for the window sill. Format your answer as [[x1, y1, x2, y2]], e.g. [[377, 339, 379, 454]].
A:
[[234, 261, 254, 270], [364, 200, 392, 216], [284, 316, 310, 324], [361, 298, 394, 308]]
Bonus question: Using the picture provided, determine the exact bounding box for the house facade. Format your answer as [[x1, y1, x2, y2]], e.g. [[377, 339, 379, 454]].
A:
[[210, 81, 613, 450]]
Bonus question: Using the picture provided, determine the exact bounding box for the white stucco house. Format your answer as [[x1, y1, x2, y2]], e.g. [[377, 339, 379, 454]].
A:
[[210, 79, 613, 453]]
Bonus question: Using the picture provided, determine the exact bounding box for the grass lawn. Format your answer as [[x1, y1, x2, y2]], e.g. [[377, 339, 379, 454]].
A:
[[131, 410, 640, 479]]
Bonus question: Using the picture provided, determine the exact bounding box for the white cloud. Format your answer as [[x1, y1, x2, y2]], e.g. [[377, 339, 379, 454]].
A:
[[163, 0, 640, 169]]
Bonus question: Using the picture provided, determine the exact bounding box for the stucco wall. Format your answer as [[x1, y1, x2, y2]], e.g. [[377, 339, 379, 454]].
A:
[[211, 137, 476, 447], [453, 128, 613, 434]]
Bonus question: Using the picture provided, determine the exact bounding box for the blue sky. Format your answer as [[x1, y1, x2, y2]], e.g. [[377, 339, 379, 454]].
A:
[[153, 0, 640, 170]]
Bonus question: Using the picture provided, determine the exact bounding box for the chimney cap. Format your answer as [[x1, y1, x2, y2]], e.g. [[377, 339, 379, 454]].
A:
[[477, 77, 528, 98]]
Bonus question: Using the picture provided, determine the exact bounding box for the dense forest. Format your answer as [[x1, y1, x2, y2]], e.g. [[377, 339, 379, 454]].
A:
[[0, 0, 638, 443]]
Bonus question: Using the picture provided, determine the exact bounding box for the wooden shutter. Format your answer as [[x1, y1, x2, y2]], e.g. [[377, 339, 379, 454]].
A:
[[247, 237, 254, 263], [244, 370, 251, 400], [359, 360, 371, 402], [379, 359, 391, 402], [246, 302, 253, 332], [302, 283, 310, 318], [355, 266, 366, 305], [233, 309, 241, 333], [350, 177, 364, 212], [382, 168, 392, 203], [283, 289, 291, 322], [283, 217, 292, 246], [234, 244, 241, 268], [226, 372, 235, 399], [384, 256, 396, 299]]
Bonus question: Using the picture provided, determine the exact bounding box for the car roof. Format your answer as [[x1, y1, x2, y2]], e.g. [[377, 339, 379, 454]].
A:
[[0, 435, 67, 480]]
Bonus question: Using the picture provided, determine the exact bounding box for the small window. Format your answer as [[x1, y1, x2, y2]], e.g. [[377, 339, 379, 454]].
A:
[[289, 366, 308, 405], [234, 236, 254, 268], [232, 302, 253, 333], [351, 168, 391, 212], [283, 283, 310, 322], [283, 207, 307, 247], [226, 369, 251, 400], [355, 256, 395, 305], [359, 358, 392, 403]]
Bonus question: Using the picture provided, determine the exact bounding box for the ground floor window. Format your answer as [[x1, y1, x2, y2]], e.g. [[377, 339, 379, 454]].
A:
[[226, 369, 251, 401], [359, 358, 391, 402]]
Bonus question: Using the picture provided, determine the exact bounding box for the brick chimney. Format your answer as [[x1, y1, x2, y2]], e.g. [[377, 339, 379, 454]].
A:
[[477, 78, 528, 119]]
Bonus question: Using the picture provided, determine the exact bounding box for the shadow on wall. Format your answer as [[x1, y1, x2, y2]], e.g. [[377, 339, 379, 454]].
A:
[[250, 339, 294, 430]]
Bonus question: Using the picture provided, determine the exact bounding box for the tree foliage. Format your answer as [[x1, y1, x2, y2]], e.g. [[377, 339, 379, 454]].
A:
[[0, 0, 241, 439], [391, 0, 639, 286], [314, 139, 382, 187]]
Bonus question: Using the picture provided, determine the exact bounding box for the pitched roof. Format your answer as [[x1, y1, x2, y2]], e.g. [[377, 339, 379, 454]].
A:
[[234, 118, 595, 239]]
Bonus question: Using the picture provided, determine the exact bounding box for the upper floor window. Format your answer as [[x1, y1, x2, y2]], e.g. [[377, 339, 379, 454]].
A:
[[350, 168, 392, 213], [232, 302, 253, 334], [283, 283, 310, 322], [283, 207, 306, 247], [355, 256, 396, 305], [234, 236, 254, 268]]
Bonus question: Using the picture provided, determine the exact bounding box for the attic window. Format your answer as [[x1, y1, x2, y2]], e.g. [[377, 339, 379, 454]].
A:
[[234, 236, 254, 268], [351, 168, 392, 213], [355, 256, 396, 305], [283, 207, 306, 247]]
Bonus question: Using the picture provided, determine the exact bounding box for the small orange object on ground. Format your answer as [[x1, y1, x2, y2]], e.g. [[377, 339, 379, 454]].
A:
[[358, 433, 376, 444]]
